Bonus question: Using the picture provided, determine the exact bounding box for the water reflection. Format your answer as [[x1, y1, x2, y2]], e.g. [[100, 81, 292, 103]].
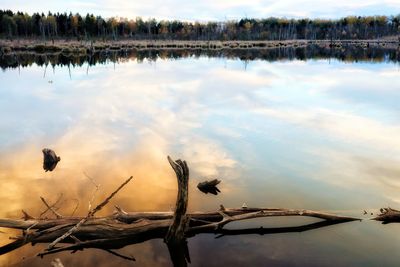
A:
[[1, 45, 400, 70], [0, 51, 400, 266]]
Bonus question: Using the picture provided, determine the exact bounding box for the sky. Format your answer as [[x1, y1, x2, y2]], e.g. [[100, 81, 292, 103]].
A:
[[1, 0, 400, 21]]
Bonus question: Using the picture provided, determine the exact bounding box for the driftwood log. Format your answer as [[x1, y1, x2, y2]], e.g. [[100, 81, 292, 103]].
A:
[[0, 156, 360, 266], [372, 207, 400, 224]]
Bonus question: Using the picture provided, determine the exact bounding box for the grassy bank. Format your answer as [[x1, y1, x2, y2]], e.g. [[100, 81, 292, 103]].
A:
[[0, 38, 399, 55]]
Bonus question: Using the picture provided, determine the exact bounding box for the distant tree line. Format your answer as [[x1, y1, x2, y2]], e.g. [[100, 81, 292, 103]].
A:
[[1, 10, 400, 40]]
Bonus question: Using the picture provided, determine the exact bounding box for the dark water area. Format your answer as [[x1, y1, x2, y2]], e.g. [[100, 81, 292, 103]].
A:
[[1, 45, 400, 70], [0, 46, 400, 266]]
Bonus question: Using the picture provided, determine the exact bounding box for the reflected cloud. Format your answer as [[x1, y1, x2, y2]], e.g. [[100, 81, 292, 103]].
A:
[[307, 149, 400, 204], [181, 136, 236, 177], [1, 56, 400, 266], [254, 107, 400, 153]]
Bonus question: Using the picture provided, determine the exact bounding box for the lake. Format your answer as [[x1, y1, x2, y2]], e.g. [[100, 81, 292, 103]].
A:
[[0, 47, 400, 266]]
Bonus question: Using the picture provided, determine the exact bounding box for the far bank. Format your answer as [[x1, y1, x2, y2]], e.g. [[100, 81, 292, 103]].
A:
[[1, 38, 399, 55]]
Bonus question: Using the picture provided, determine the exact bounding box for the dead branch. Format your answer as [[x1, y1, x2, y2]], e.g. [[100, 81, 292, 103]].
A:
[[39, 193, 63, 218], [114, 207, 359, 225], [0, 157, 362, 266], [70, 198, 80, 217], [84, 172, 100, 211], [21, 210, 34, 220], [372, 207, 400, 223], [46, 176, 133, 250], [40, 197, 63, 219], [89, 175, 133, 216], [165, 156, 191, 266], [0, 208, 359, 232], [0, 206, 359, 259]]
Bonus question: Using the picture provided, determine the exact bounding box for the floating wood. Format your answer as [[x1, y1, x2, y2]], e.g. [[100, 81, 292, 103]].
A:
[[0, 156, 361, 266], [42, 148, 61, 172], [197, 179, 221, 195], [372, 207, 400, 224]]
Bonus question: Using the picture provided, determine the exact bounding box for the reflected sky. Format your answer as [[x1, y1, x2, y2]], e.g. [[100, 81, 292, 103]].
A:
[[0, 56, 400, 266]]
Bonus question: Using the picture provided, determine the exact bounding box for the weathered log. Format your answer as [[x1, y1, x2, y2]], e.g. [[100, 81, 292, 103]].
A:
[[0, 208, 359, 231], [0, 156, 361, 265], [114, 207, 359, 224], [0, 207, 359, 256], [372, 207, 400, 223]]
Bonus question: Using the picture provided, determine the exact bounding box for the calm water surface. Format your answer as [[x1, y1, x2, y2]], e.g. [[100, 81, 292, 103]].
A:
[[0, 51, 400, 266]]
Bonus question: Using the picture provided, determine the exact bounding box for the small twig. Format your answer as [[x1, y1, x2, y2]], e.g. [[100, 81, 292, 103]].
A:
[[70, 199, 80, 217], [39, 193, 63, 218], [89, 176, 133, 216], [84, 172, 100, 211], [23, 222, 38, 244], [103, 249, 136, 261], [40, 197, 63, 219], [114, 205, 128, 215], [46, 176, 134, 250], [21, 210, 34, 221]]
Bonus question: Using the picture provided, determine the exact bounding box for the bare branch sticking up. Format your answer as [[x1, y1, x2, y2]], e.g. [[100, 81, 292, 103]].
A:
[[165, 156, 191, 266], [84, 172, 100, 211], [39, 193, 63, 218], [46, 176, 134, 250], [21, 210, 34, 221], [40, 197, 63, 219]]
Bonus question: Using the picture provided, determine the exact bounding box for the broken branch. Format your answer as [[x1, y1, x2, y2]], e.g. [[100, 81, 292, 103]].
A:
[[46, 176, 134, 250], [40, 197, 63, 219]]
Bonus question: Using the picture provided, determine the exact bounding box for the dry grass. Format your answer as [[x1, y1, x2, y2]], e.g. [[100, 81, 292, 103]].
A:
[[0, 38, 398, 55]]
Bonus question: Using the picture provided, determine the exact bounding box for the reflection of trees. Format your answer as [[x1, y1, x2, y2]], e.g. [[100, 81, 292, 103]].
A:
[[1, 45, 400, 70], [0, 157, 359, 266]]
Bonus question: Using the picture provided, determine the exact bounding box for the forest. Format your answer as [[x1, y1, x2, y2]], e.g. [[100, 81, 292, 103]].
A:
[[1, 10, 400, 41]]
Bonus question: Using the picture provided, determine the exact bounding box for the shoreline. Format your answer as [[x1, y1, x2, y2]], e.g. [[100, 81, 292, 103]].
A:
[[1, 38, 399, 55]]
